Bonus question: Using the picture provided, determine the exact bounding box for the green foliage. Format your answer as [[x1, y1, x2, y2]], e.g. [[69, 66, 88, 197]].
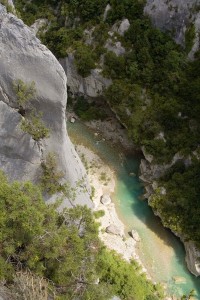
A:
[[41, 26, 70, 58], [13, 79, 36, 108], [13, 79, 50, 141], [90, 185, 96, 201], [103, 51, 126, 79], [0, 171, 101, 297], [98, 250, 164, 300], [0, 171, 163, 299], [21, 111, 49, 141], [40, 152, 74, 198], [0, 0, 15, 13], [106, 0, 145, 24], [185, 23, 195, 54], [74, 96, 107, 121], [74, 43, 96, 77], [15, 0, 56, 26], [150, 160, 200, 245], [13, 0, 200, 285], [68, 0, 107, 22], [40, 25, 85, 58], [94, 210, 105, 219]]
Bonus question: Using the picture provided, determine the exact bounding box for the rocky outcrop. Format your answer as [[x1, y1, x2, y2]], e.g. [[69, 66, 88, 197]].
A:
[[111, 18, 130, 36], [101, 194, 112, 205], [144, 0, 200, 48], [131, 230, 141, 242], [104, 39, 126, 56], [140, 147, 200, 276], [184, 241, 200, 276], [0, 5, 92, 208], [106, 224, 123, 236], [60, 54, 112, 98], [30, 18, 48, 35]]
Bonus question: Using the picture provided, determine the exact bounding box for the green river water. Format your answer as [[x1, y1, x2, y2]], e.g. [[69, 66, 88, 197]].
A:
[[68, 121, 200, 299]]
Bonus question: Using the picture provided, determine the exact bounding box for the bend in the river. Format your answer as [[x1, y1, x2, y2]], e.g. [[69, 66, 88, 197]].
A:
[[68, 120, 200, 299]]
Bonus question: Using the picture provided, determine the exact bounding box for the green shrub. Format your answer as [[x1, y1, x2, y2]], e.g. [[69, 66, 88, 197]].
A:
[[21, 111, 49, 141], [74, 96, 107, 121], [41, 26, 71, 58], [98, 249, 164, 300], [0, 0, 15, 13], [185, 23, 195, 53], [94, 210, 105, 218], [13, 79, 36, 108], [74, 43, 96, 77], [41, 152, 68, 195]]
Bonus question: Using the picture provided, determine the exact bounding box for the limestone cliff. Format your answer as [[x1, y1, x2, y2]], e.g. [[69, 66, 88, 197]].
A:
[[139, 148, 200, 277], [60, 54, 112, 98], [144, 0, 200, 58], [0, 4, 92, 208]]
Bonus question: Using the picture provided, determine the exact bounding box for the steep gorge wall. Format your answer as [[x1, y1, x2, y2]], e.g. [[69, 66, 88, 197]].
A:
[[144, 0, 200, 58], [30, 1, 200, 276], [0, 4, 92, 208]]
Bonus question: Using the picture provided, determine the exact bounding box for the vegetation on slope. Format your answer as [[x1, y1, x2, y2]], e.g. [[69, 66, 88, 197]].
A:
[[0, 171, 163, 299], [13, 0, 200, 258]]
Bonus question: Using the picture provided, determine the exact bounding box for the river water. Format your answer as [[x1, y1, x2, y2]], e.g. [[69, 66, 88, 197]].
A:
[[68, 120, 200, 299]]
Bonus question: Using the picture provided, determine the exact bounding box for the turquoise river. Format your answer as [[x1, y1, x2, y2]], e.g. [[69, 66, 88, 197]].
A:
[[68, 120, 200, 299]]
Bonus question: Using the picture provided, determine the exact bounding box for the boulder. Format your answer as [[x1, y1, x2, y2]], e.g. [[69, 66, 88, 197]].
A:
[[106, 225, 122, 236], [101, 194, 112, 205], [131, 230, 141, 242], [111, 19, 130, 36], [118, 19, 130, 36], [184, 240, 200, 276], [70, 117, 76, 123]]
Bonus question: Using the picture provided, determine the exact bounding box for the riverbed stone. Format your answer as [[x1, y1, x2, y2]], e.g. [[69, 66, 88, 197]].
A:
[[131, 230, 141, 242], [106, 224, 122, 236], [70, 117, 76, 123], [101, 194, 112, 205]]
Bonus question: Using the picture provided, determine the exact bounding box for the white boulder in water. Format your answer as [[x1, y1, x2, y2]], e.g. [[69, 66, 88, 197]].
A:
[[131, 230, 141, 242], [101, 194, 112, 205]]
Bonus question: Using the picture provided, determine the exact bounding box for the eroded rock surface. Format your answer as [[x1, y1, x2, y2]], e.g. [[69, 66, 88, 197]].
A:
[[60, 54, 112, 98], [144, 0, 200, 47], [0, 5, 92, 208], [184, 241, 200, 277]]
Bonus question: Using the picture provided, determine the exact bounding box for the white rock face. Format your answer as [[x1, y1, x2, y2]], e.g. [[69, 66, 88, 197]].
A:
[[118, 19, 130, 36], [144, 0, 200, 50], [0, 5, 92, 208], [188, 12, 200, 60], [30, 18, 48, 35], [140, 146, 200, 276], [60, 54, 112, 98], [103, 4, 111, 21], [111, 19, 130, 36], [184, 241, 200, 276], [101, 194, 112, 205], [105, 39, 126, 56]]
